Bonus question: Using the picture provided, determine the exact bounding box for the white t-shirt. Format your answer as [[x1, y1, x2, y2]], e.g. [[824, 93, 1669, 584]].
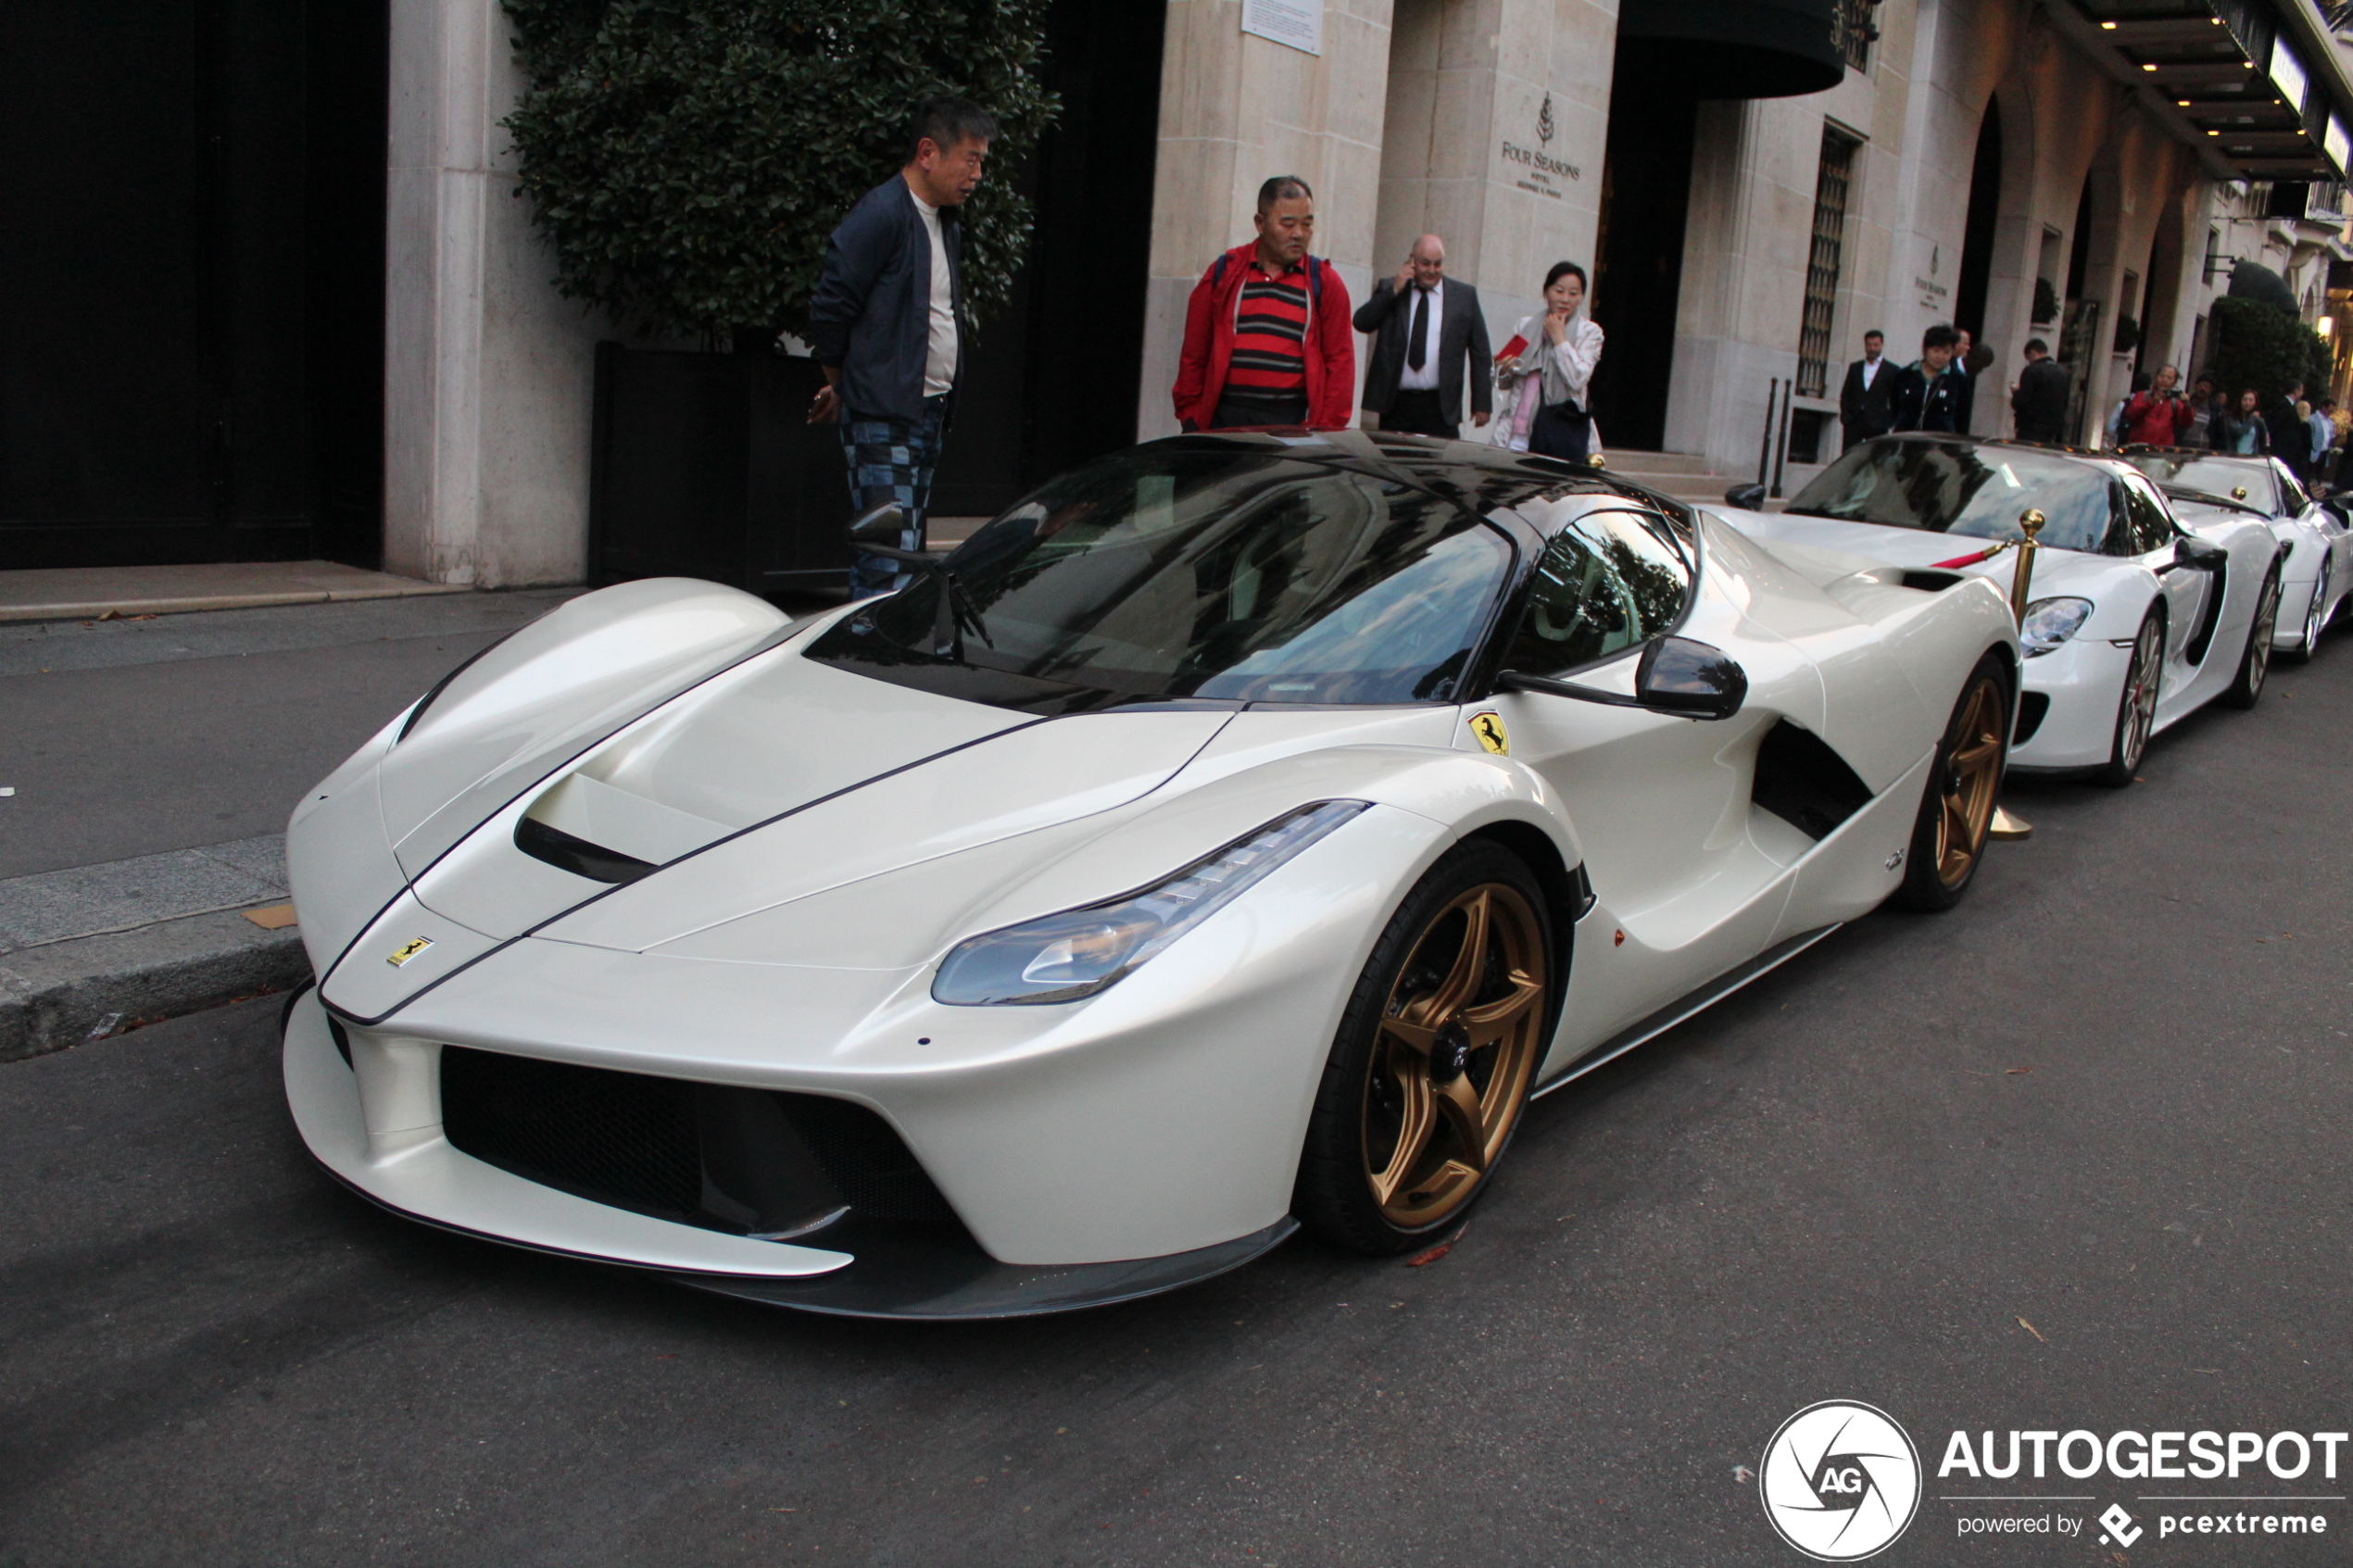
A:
[[910, 188, 958, 398]]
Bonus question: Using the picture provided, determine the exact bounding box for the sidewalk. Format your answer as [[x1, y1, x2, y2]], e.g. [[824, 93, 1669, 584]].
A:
[[1, 585, 583, 1057], [0, 559, 470, 622], [0, 837, 303, 1060]]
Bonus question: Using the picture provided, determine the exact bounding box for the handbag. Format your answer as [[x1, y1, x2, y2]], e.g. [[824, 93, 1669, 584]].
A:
[[1529, 398, 1592, 462]]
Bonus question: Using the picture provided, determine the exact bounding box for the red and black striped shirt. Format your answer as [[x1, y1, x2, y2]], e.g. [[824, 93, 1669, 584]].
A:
[[1227, 261, 1311, 395]]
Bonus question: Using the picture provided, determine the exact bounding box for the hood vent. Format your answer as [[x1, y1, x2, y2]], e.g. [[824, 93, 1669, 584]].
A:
[[515, 772, 731, 884], [516, 817, 657, 884]]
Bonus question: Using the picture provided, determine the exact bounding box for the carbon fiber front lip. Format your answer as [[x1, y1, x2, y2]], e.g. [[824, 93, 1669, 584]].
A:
[[675, 1218, 1300, 1322]]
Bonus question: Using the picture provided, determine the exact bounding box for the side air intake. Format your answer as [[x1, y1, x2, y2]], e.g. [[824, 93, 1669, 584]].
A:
[[1751, 720, 1873, 840]]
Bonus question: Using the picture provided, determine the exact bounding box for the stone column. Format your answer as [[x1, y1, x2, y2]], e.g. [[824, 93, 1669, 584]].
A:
[[1371, 0, 1618, 390], [384, 0, 607, 587]]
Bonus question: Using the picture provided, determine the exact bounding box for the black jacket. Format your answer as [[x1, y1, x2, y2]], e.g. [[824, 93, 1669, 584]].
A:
[[1891, 362, 1961, 433], [2210, 410, 2271, 455], [808, 176, 963, 423], [1838, 357, 1896, 441], [1948, 358, 1977, 433], [1353, 278, 1493, 423], [2010, 358, 2070, 443]]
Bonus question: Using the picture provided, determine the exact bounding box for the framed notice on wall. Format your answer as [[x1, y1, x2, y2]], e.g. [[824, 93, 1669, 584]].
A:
[[1241, 0, 1322, 56]]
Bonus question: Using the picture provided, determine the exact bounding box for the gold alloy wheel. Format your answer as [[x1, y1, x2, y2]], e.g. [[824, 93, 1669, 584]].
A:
[[2119, 617, 2162, 771], [1933, 676, 2006, 887], [1362, 884, 1547, 1230]]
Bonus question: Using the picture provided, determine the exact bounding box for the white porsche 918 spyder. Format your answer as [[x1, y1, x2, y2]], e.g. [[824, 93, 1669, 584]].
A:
[[283, 432, 2018, 1318], [2116, 445, 2352, 664], [1717, 434, 2284, 786]]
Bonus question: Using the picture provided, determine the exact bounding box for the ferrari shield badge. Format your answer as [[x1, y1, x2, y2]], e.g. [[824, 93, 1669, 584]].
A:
[[385, 935, 434, 968], [1468, 711, 1510, 756]]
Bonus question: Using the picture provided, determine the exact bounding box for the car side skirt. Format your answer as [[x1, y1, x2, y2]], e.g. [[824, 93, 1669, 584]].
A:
[[1532, 924, 1843, 1099]]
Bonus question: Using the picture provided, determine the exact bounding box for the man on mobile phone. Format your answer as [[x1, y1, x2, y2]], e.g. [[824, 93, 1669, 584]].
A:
[[1353, 233, 1492, 438]]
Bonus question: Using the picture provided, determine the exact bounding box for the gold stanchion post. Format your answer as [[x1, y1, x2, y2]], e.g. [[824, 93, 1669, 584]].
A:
[[1987, 508, 2044, 843]]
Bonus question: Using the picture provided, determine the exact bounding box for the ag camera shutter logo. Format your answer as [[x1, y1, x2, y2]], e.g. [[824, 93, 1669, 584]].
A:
[[1760, 1400, 1922, 1561]]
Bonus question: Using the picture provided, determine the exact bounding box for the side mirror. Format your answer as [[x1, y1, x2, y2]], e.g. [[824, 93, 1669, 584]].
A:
[[1723, 483, 1768, 511], [1635, 636, 1749, 720], [2174, 535, 2227, 571], [1498, 637, 1748, 721], [2322, 494, 2353, 523], [848, 502, 907, 547]]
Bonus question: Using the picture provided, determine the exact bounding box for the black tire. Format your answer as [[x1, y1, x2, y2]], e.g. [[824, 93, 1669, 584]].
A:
[[2092, 607, 2164, 788], [2284, 559, 2328, 666], [2221, 567, 2282, 709], [1293, 841, 1552, 1255], [1893, 654, 2011, 912]]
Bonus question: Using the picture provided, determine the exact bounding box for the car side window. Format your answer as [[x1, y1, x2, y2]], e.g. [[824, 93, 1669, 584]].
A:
[[2118, 476, 2175, 555], [2273, 462, 2307, 514], [1504, 508, 1692, 673]]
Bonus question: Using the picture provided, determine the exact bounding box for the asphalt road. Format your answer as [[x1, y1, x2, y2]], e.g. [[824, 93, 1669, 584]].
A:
[[4, 634, 2351, 1566], [0, 592, 578, 877]]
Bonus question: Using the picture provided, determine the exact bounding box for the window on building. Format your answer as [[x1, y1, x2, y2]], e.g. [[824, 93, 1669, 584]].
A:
[[1834, 0, 1875, 72], [1796, 126, 1862, 399]]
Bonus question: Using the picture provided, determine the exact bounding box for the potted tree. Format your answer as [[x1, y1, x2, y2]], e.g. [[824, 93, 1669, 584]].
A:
[[502, 0, 1056, 593]]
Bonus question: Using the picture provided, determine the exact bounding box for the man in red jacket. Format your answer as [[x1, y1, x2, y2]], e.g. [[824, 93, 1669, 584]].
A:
[[1172, 175, 1356, 431], [2120, 363, 2196, 447]]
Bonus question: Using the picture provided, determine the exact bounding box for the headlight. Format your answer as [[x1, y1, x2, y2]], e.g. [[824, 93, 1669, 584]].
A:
[[2020, 596, 2095, 657], [931, 800, 1369, 1006]]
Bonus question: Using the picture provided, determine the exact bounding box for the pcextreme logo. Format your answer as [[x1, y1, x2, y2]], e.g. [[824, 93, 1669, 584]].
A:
[[1760, 1400, 1924, 1561]]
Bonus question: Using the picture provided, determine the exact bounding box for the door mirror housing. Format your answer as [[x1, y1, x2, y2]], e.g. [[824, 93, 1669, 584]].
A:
[[848, 502, 938, 569], [1636, 636, 1750, 719], [2173, 535, 2227, 571], [848, 501, 905, 546], [1722, 483, 1768, 511], [1498, 637, 1748, 721]]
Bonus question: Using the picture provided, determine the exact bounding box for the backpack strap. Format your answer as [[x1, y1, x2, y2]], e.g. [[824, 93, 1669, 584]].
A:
[[1211, 252, 1228, 291]]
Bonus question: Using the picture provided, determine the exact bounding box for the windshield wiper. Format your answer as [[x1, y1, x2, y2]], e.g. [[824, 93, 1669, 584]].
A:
[[849, 504, 992, 662]]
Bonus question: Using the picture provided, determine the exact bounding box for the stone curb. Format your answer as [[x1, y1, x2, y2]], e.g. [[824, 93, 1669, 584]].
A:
[[0, 908, 311, 1062]]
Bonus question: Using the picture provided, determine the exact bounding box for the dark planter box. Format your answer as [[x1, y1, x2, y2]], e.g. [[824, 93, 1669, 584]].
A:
[[587, 342, 853, 594]]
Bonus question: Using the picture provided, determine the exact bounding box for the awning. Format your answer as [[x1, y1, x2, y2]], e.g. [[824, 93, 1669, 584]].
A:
[[2059, 0, 2347, 181], [1615, 0, 1847, 100], [2226, 258, 2299, 309]]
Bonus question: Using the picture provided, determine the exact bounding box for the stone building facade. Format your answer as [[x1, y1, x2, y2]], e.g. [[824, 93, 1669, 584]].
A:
[[383, 0, 2353, 585]]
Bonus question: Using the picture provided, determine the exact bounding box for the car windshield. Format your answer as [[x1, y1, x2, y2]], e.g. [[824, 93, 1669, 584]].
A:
[[1783, 440, 2111, 553], [2119, 452, 2276, 512], [807, 445, 1516, 707]]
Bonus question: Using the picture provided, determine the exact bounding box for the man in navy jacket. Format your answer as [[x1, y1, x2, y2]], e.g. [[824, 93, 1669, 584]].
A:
[[809, 96, 994, 593]]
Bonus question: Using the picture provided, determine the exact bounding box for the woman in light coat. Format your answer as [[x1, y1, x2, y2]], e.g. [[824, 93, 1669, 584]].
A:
[[1495, 261, 1604, 462]]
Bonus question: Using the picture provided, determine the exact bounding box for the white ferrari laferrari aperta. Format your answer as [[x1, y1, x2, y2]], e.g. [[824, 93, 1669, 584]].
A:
[[283, 432, 2019, 1319], [2116, 446, 2352, 664], [1717, 435, 2285, 786]]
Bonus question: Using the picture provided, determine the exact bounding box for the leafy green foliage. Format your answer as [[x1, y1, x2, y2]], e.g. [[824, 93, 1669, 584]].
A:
[[501, 0, 1058, 339], [2206, 295, 2331, 406]]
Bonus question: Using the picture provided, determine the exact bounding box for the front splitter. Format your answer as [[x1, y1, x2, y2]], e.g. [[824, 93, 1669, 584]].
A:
[[677, 1217, 1300, 1321]]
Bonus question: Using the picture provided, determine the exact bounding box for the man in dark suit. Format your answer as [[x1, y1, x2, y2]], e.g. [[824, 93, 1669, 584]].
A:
[[1353, 233, 1492, 438], [1948, 327, 1987, 433], [1838, 330, 1896, 449], [2010, 338, 2070, 444]]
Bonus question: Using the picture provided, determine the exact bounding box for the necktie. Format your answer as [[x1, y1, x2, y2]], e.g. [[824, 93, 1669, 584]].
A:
[[1407, 287, 1428, 371]]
